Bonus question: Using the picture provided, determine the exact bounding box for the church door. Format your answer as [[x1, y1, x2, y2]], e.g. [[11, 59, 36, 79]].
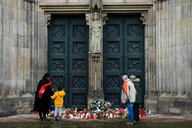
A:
[[48, 15, 89, 108], [103, 15, 145, 107]]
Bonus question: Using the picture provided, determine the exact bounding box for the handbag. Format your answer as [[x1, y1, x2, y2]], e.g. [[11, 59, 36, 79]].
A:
[[121, 89, 129, 104], [38, 81, 52, 98]]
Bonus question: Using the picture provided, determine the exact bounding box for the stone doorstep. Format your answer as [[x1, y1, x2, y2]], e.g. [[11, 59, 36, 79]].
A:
[[16, 108, 33, 115], [169, 108, 181, 114]]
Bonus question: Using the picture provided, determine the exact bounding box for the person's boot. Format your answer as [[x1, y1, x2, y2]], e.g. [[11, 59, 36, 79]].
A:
[[43, 113, 49, 121], [54, 117, 57, 122], [58, 117, 61, 122], [39, 113, 43, 121], [40, 116, 43, 121]]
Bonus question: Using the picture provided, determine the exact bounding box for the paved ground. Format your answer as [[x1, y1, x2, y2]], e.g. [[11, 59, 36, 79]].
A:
[[0, 114, 192, 128], [0, 114, 192, 122]]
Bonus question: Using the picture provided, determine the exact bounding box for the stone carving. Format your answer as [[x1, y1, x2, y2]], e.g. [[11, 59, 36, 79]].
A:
[[155, 0, 165, 10], [91, 53, 100, 63], [86, 14, 91, 26], [87, 13, 108, 54], [140, 12, 147, 25], [87, 0, 106, 54], [89, 0, 103, 10], [90, 12, 102, 53], [102, 14, 109, 25], [25, 0, 37, 4], [46, 14, 51, 26]]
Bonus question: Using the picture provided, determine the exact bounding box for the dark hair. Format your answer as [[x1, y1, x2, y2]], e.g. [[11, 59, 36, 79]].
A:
[[57, 85, 63, 91], [43, 72, 50, 79]]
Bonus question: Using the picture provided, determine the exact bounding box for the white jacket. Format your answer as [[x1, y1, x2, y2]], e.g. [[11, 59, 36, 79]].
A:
[[128, 79, 137, 103]]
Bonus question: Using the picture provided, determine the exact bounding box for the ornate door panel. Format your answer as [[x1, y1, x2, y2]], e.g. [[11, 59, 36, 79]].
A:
[[103, 15, 144, 107], [48, 15, 89, 108]]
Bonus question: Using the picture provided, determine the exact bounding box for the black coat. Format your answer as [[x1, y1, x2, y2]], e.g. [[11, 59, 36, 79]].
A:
[[33, 78, 53, 113]]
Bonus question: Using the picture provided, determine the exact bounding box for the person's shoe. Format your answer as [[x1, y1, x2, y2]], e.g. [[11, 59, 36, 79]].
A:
[[126, 122, 134, 125], [40, 116, 43, 121], [57, 117, 61, 122], [54, 117, 57, 122]]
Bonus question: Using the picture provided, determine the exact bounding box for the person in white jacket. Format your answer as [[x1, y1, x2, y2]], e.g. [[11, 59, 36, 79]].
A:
[[122, 75, 137, 125]]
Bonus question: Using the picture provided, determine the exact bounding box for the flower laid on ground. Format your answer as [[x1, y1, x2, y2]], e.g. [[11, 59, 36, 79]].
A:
[[48, 100, 147, 120], [139, 108, 147, 117], [117, 108, 127, 118]]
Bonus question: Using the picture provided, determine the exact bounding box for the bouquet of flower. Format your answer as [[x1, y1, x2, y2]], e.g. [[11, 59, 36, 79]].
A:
[[115, 108, 127, 119], [139, 108, 146, 117], [104, 101, 113, 109], [90, 100, 105, 112]]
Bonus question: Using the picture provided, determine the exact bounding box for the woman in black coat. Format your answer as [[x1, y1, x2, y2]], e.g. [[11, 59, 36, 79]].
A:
[[33, 73, 53, 121]]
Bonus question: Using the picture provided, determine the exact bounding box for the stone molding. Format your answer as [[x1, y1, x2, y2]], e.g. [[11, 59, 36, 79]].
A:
[[25, 0, 37, 4], [39, 4, 90, 14], [103, 4, 153, 12], [39, 3, 153, 14]]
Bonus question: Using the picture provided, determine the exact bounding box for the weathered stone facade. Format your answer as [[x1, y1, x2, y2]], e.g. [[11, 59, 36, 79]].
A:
[[0, 0, 191, 117], [147, 0, 192, 116], [0, 0, 48, 116]]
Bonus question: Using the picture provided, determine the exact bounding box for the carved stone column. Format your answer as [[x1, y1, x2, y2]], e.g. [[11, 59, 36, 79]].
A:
[[88, 53, 103, 105], [86, 0, 108, 106], [143, 2, 158, 114]]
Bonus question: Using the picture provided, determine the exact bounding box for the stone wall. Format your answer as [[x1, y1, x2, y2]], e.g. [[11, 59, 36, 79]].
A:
[[0, 0, 48, 116], [0, 0, 191, 117], [145, 0, 192, 116]]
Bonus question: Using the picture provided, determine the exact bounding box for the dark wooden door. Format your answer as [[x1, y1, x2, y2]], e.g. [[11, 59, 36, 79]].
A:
[[103, 15, 144, 107], [48, 15, 89, 108]]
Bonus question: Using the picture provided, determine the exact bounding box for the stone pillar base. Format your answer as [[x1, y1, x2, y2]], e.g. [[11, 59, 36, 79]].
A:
[[145, 94, 158, 114], [145, 92, 192, 117], [88, 91, 104, 108], [0, 97, 34, 117]]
